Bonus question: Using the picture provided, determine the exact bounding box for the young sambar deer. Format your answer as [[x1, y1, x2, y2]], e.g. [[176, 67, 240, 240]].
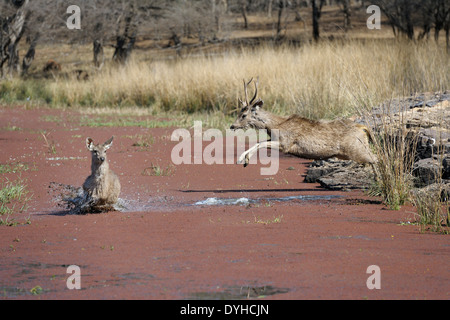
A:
[[230, 78, 377, 171], [82, 137, 121, 212]]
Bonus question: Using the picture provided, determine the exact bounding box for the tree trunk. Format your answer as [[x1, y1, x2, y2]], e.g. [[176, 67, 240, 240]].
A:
[[113, 34, 136, 65], [0, 17, 4, 78], [311, 0, 320, 42], [112, 3, 137, 65], [446, 24, 449, 54], [21, 36, 38, 76], [0, 0, 29, 77], [276, 0, 285, 40], [241, 0, 248, 29], [267, 0, 273, 18], [342, 0, 352, 32], [434, 28, 441, 42], [212, 0, 221, 35], [404, 4, 414, 41], [8, 44, 20, 77], [93, 39, 104, 69]]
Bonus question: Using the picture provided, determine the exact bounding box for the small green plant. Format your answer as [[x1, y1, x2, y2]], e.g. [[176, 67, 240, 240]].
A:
[[40, 115, 62, 123], [2, 124, 22, 131], [131, 134, 155, 148], [40, 131, 57, 154], [0, 162, 29, 174], [30, 286, 43, 295], [80, 116, 180, 129], [142, 163, 174, 176], [254, 215, 283, 225], [0, 178, 32, 226]]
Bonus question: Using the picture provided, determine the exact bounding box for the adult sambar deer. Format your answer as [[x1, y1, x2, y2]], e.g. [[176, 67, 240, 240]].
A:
[[230, 78, 376, 170]]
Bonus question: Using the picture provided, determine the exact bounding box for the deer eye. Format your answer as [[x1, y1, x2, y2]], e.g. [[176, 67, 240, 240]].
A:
[[242, 114, 247, 119]]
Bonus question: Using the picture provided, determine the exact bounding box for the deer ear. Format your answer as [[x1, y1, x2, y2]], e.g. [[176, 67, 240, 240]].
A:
[[251, 99, 263, 111], [86, 138, 94, 151], [103, 136, 114, 150]]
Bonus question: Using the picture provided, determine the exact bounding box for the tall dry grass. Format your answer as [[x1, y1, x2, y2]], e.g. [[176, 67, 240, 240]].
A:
[[365, 112, 419, 210], [2, 40, 447, 128]]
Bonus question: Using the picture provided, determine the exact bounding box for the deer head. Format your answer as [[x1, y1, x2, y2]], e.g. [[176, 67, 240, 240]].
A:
[[230, 78, 265, 130], [86, 137, 114, 169]]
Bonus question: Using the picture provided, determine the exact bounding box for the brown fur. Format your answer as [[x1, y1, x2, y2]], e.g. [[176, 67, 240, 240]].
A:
[[74, 69, 89, 81], [82, 137, 121, 210], [43, 59, 62, 72], [230, 79, 376, 165]]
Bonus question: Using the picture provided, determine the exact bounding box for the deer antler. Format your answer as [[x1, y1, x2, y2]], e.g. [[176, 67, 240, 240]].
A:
[[239, 78, 257, 107], [249, 77, 259, 105]]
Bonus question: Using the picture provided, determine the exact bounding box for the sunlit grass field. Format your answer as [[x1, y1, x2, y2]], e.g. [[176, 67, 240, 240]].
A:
[[1, 40, 448, 129]]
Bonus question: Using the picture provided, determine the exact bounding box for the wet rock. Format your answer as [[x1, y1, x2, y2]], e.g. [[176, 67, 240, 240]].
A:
[[304, 159, 342, 183], [411, 181, 450, 203], [412, 158, 441, 187], [442, 155, 450, 179], [317, 168, 373, 190], [305, 159, 373, 190]]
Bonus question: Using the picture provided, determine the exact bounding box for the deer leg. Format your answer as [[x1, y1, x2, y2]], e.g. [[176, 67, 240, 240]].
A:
[[237, 144, 260, 165], [238, 141, 280, 167]]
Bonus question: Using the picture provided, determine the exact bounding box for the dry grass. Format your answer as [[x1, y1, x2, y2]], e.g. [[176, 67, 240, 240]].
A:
[[2, 40, 448, 130], [366, 114, 419, 210], [412, 183, 450, 234]]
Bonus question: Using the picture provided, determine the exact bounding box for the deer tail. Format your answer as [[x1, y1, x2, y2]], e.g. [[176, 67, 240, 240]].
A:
[[356, 124, 375, 144]]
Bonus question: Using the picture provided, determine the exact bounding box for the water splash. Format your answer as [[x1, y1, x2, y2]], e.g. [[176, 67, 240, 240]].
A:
[[194, 197, 251, 206], [194, 194, 342, 206]]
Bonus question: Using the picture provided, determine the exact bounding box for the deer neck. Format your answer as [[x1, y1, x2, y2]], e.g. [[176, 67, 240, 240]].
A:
[[91, 161, 109, 177], [258, 110, 287, 134]]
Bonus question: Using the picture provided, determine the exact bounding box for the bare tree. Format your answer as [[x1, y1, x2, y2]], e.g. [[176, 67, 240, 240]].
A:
[[240, 0, 249, 29], [290, 0, 307, 24], [160, 0, 226, 45], [111, 2, 137, 64], [432, 0, 450, 44], [0, 0, 30, 77], [21, 34, 38, 75], [371, 0, 417, 40], [311, 0, 325, 42], [267, 0, 274, 17], [336, 0, 352, 32], [446, 13, 450, 53], [373, 0, 449, 47], [275, 0, 286, 40]]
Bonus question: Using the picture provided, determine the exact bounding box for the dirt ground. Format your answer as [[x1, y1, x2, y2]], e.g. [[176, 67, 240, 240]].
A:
[[0, 105, 448, 300]]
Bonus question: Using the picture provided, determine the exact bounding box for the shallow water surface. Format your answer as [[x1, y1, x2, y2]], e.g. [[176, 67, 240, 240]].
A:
[[193, 194, 343, 206]]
